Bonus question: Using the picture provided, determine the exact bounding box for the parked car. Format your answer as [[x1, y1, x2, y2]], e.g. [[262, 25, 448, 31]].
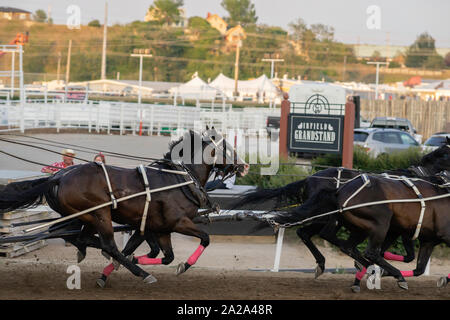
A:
[[422, 132, 450, 153], [354, 128, 420, 158], [370, 117, 422, 143]]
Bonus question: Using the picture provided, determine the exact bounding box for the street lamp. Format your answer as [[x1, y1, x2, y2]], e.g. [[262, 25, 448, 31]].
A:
[[130, 49, 152, 135]]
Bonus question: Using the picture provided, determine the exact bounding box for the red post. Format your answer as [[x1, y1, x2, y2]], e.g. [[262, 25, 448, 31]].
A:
[[342, 99, 355, 169], [279, 93, 290, 161]]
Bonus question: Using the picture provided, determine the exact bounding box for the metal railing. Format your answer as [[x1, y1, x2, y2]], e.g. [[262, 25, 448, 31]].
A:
[[0, 100, 280, 135]]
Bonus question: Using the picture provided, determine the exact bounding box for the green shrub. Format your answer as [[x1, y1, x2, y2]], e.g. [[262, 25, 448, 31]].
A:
[[236, 156, 310, 188], [313, 146, 425, 173]]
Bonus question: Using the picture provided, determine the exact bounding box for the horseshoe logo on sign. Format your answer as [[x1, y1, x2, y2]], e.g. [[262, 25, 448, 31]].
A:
[[305, 94, 330, 114]]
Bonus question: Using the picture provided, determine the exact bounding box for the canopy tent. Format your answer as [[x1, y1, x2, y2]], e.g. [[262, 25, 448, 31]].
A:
[[209, 73, 280, 101], [169, 76, 221, 100]]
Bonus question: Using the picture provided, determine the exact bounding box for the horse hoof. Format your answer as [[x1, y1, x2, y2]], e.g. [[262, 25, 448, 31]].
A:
[[176, 262, 186, 276], [315, 264, 324, 279], [397, 280, 408, 290], [77, 250, 85, 263], [112, 259, 120, 270], [437, 277, 448, 288], [143, 275, 157, 284], [101, 251, 111, 260], [96, 278, 106, 288], [351, 285, 361, 293]]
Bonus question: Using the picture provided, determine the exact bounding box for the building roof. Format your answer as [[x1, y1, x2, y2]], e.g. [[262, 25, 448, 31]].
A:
[[0, 7, 31, 14]]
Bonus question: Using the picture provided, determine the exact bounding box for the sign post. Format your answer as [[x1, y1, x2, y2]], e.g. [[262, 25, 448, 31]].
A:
[[279, 93, 290, 160], [342, 99, 355, 169]]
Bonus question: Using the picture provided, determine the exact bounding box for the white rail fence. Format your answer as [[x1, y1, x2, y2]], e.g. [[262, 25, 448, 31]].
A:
[[0, 101, 279, 134]]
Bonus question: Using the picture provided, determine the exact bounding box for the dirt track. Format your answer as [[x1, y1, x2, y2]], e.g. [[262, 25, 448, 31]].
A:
[[0, 235, 448, 300]]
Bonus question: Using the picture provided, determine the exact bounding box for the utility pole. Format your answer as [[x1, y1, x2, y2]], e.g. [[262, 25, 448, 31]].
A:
[[233, 40, 242, 98], [261, 57, 284, 79], [101, 1, 108, 80], [367, 61, 388, 100], [65, 39, 72, 84], [56, 51, 61, 81], [342, 55, 347, 82], [10, 50, 15, 98]]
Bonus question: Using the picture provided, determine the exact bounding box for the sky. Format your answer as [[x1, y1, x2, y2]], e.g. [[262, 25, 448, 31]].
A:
[[4, 0, 450, 47]]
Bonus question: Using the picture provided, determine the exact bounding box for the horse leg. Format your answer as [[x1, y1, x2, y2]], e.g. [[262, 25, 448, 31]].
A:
[[134, 233, 174, 266], [437, 237, 450, 287], [172, 217, 209, 275], [133, 232, 161, 261], [398, 240, 435, 279], [382, 234, 415, 263], [364, 232, 408, 290], [296, 223, 327, 279], [96, 230, 146, 288], [91, 209, 157, 285]]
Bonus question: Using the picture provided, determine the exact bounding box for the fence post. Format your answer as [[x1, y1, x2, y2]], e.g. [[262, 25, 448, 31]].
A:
[[342, 99, 355, 169], [271, 228, 285, 272], [279, 93, 290, 160]]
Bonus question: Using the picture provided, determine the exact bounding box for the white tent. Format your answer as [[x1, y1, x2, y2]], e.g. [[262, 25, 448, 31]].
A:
[[169, 76, 220, 100], [209, 73, 280, 101]]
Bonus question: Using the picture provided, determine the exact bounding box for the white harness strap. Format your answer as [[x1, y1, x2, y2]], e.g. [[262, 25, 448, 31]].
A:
[[336, 167, 343, 189], [139, 164, 151, 235], [342, 174, 370, 210], [401, 176, 426, 240], [99, 163, 117, 209]]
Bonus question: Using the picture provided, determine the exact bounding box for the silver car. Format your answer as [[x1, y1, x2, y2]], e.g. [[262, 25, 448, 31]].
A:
[[422, 133, 450, 153], [354, 128, 420, 158]]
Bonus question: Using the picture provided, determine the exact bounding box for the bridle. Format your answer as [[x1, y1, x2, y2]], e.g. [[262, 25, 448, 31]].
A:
[[202, 131, 245, 182]]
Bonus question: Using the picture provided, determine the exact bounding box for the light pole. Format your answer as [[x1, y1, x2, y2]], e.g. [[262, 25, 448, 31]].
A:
[[367, 61, 388, 100], [130, 49, 153, 105], [130, 49, 152, 135], [261, 57, 284, 79]]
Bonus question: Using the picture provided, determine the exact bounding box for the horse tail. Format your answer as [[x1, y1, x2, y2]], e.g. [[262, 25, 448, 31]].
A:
[[270, 188, 339, 226], [0, 176, 60, 214], [233, 179, 308, 210]]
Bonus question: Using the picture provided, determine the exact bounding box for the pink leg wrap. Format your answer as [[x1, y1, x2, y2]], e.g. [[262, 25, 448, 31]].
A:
[[401, 270, 414, 277], [355, 267, 367, 281], [137, 255, 162, 265], [103, 263, 115, 277], [187, 245, 205, 265], [384, 252, 404, 262]]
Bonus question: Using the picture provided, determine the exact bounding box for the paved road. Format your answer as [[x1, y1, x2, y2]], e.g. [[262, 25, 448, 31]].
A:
[[0, 133, 171, 172]]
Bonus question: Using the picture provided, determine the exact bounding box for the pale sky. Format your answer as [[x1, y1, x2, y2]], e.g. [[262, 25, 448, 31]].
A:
[[4, 0, 450, 47]]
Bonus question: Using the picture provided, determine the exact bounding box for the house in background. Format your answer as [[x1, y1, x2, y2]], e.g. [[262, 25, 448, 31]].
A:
[[206, 13, 227, 35], [0, 7, 31, 21]]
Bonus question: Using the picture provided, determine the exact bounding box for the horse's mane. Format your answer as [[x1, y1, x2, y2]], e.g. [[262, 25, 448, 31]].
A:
[[163, 130, 199, 161]]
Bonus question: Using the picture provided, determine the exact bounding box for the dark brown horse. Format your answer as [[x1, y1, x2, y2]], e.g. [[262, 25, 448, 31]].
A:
[[0, 129, 246, 285], [268, 139, 450, 290]]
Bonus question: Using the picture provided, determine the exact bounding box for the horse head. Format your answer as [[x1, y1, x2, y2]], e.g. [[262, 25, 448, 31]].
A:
[[202, 126, 248, 179], [418, 136, 450, 174]]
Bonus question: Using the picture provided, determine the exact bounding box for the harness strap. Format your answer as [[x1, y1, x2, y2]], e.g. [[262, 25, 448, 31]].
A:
[[400, 176, 426, 240], [336, 167, 343, 189], [139, 164, 151, 235], [342, 174, 371, 210], [99, 163, 117, 209]]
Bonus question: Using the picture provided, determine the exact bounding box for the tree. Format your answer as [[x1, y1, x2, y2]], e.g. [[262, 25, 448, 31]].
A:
[[221, 0, 258, 26], [310, 23, 334, 41], [88, 19, 101, 27], [288, 18, 308, 41], [148, 0, 184, 26], [405, 32, 440, 68], [444, 52, 450, 68], [33, 9, 47, 23]]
